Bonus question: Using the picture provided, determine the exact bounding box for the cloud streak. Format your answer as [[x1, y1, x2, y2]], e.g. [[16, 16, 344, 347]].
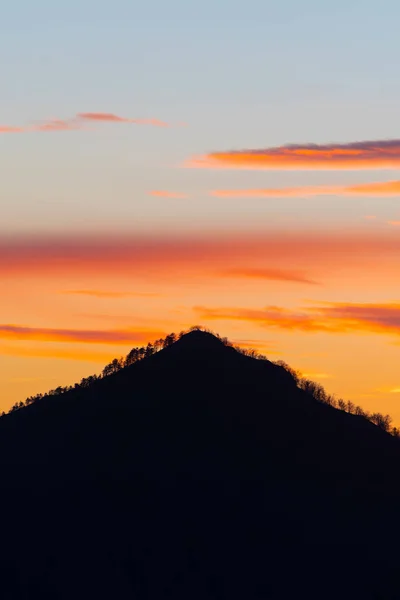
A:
[[32, 119, 84, 132], [0, 126, 24, 134], [211, 180, 400, 198], [0, 325, 165, 345], [77, 113, 169, 127], [0, 345, 119, 363], [61, 289, 160, 298], [220, 267, 318, 285], [2, 231, 400, 282], [195, 302, 400, 338], [186, 139, 400, 170], [0, 112, 171, 135], [149, 190, 189, 199]]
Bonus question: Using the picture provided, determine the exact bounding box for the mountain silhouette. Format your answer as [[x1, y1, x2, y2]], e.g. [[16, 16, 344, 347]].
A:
[[0, 330, 399, 599]]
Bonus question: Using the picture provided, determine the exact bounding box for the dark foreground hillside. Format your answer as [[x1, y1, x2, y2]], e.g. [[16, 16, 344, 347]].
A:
[[0, 330, 399, 599]]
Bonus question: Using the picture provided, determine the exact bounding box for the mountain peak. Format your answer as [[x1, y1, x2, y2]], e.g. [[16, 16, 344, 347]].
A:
[[175, 329, 227, 350]]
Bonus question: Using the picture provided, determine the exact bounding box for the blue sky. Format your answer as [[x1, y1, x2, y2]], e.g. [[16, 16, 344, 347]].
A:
[[2, 0, 400, 235], [3, 0, 400, 420]]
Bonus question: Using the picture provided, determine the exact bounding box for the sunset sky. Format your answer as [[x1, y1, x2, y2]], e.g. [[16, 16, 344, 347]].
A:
[[2, 1, 400, 422]]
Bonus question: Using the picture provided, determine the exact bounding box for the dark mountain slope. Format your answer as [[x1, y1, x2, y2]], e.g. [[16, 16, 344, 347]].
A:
[[0, 330, 399, 599]]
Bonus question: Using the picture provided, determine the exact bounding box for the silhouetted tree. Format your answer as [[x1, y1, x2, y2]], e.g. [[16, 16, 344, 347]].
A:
[[275, 360, 301, 385], [145, 343, 154, 358], [345, 400, 356, 414], [324, 394, 337, 407], [3, 327, 399, 439], [354, 405, 368, 417], [299, 379, 327, 403], [370, 413, 392, 432], [163, 333, 176, 348], [102, 358, 123, 377]]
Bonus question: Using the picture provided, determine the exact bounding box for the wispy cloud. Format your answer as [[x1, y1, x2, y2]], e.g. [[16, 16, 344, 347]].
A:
[[186, 139, 400, 170], [211, 180, 400, 198], [388, 220, 400, 226], [220, 267, 319, 285], [32, 118, 84, 132], [61, 289, 160, 298], [0, 125, 24, 134], [0, 325, 165, 345], [1, 118, 85, 134], [0, 344, 118, 363], [0, 112, 171, 135], [149, 190, 189, 199], [77, 112, 169, 127], [195, 302, 400, 338]]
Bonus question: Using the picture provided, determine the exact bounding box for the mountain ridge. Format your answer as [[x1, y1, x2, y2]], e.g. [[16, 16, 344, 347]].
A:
[[0, 328, 399, 599]]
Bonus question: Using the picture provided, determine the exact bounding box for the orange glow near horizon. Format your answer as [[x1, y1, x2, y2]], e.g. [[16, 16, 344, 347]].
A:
[[2, 227, 400, 424]]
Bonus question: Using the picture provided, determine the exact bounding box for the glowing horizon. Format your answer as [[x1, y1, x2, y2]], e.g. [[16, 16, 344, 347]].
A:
[[2, 0, 400, 425]]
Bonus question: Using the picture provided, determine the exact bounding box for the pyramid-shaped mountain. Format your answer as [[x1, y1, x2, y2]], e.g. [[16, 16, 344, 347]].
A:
[[0, 331, 399, 599]]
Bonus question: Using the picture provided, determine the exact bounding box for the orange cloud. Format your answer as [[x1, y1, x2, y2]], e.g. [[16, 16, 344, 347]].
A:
[[220, 267, 318, 285], [78, 113, 169, 127], [149, 190, 189, 199], [0, 325, 165, 345], [388, 220, 400, 226], [186, 139, 400, 170], [346, 180, 400, 195], [61, 289, 160, 298], [195, 302, 400, 338], [196, 306, 334, 332], [211, 180, 400, 198], [0, 344, 118, 363]]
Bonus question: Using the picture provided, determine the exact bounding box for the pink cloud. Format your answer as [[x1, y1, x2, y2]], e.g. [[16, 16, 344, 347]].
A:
[[31, 119, 84, 132], [0, 112, 171, 135], [77, 113, 169, 127]]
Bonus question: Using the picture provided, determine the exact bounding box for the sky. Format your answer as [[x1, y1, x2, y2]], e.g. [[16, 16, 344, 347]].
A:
[[2, 0, 400, 421]]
